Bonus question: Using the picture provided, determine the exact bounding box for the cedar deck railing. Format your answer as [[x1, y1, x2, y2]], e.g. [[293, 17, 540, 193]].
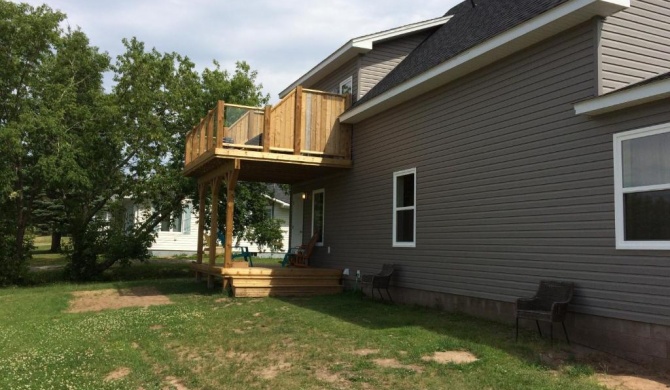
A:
[[184, 86, 351, 167]]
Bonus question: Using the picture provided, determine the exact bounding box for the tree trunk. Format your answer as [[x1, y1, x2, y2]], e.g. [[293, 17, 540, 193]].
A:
[[50, 230, 62, 253]]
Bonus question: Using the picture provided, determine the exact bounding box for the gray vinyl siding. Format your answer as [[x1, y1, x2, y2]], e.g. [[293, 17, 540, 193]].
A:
[[358, 32, 431, 100], [308, 57, 358, 100], [294, 21, 670, 326], [600, 0, 670, 93]]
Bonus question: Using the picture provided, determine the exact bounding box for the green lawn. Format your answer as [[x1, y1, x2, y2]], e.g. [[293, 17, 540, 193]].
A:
[[0, 277, 606, 390], [29, 235, 71, 267]]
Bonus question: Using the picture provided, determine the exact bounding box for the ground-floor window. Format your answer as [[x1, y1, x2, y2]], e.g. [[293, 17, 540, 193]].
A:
[[393, 168, 416, 247], [312, 189, 325, 246], [614, 123, 670, 249]]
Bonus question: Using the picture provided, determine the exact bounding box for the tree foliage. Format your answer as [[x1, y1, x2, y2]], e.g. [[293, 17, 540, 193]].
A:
[[0, 1, 281, 283], [0, 1, 65, 284]]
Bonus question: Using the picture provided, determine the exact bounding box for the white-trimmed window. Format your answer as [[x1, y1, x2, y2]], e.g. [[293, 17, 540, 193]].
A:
[[159, 205, 192, 235], [339, 76, 353, 95], [393, 168, 416, 247], [614, 123, 670, 250], [312, 189, 325, 246]]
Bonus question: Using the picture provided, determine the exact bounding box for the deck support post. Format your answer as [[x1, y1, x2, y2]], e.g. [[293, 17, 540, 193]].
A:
[[195, 182, 206, 282], [223, 160, 240, 268], [293, 85, 303, 155], [209, 176, 222, 267]]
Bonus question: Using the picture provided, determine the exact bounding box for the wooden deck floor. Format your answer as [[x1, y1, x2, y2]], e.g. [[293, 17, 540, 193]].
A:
[[190, 263, 343, 297]]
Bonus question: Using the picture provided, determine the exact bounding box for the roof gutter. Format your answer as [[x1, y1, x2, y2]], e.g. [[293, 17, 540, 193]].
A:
[[278, 16, 452, 98], [574, 77, 670, 115], [340, 0, 629, 124]]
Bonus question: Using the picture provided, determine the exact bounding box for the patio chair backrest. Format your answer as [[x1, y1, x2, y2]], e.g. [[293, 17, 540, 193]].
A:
[[378, 264, 395, 277], [536, 280, 574, 303], [301, 230, 320, 258]]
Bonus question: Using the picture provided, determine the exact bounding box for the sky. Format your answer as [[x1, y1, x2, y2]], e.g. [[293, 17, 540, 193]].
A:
[[15, 0, 461, 102]]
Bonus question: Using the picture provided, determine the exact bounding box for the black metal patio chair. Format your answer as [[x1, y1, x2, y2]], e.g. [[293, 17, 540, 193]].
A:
[[515, 280, 574, 345], [360, 264, 395, 302]]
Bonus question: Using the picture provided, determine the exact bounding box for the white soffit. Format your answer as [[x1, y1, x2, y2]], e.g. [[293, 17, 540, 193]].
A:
[[574, 77, 670, 115], [278, 16, 452, 98], [340, 0, 630, 124]]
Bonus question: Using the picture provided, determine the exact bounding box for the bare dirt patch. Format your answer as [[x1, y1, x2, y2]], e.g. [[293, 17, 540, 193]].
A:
[[104, 367, 130, 382], [352, 348, 379, 356], [540, 346, 670, 390], [596, 374, 670, 390], [372, 358, 423, 373], [315, 368, 350, 387], [163, 376, 189, 390], [260, 361, 292, 380], [67, 286, 172, 313], [421, 351, 478, 364]]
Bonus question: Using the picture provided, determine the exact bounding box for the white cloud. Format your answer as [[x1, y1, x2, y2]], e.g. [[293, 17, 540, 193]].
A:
[[14, 0, 460, 101]]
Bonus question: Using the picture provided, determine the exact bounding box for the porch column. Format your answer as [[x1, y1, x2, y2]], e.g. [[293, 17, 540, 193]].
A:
[[208, 177, 222, 267], [206, 177, 221, 288], [223, 161, 240, 268]]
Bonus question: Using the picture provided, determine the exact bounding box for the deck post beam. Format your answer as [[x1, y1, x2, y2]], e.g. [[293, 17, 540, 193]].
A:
[[293, 85, 303, 155], [208, 176, 222, 267], [215, 101, 224, 149], [263, 105, 272, 153], [223, 159, 241, 268]]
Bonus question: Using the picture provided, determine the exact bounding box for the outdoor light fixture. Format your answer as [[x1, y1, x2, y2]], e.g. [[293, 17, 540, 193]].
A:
[[301, 192, 306, 200]]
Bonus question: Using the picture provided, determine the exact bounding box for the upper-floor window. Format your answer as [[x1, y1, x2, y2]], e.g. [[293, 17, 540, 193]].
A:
[[614, 123, 670, 249], [339, 76, 353, 95], [393, 168, 416, 247]]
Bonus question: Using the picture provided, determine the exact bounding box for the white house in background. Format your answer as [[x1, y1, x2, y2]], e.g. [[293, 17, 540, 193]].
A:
[[127, 190, 290, 257]]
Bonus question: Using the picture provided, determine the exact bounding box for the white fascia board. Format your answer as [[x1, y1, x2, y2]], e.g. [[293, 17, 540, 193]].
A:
[[278, 16, 451, 98], [340, 0, 629, 124], [574, 77, 670, 115]]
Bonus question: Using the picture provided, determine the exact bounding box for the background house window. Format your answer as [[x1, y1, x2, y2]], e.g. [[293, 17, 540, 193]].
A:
[[312, 189, 325, 246], [614, 124, 670, 249], [393, 168, 416, 247], [339, 76, 353, 95], [161, 212, 183, 232]]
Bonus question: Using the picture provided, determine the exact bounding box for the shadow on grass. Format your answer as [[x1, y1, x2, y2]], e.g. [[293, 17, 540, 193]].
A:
[[275, 292, 670, 386]]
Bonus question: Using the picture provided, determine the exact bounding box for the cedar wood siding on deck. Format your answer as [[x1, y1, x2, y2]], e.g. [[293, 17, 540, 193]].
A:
[[600, 0, 670, 93], [358, 31, 432, 100], [293, 20, 670, 327]]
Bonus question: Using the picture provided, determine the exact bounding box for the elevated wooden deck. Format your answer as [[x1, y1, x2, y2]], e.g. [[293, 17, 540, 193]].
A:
[[183, 86, 352, 183], [191, 263, 343, 297], [184, 86, 351, 285]]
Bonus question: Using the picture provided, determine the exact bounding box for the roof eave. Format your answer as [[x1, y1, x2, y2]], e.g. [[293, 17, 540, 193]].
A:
[[340, 0, 630, 124], [278, 16, 452, 98], [574, 78, 670, 116]]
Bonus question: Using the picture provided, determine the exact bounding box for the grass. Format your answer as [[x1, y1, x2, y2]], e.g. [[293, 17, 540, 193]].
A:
[[0, 277, 604, 390], [29, 235, 71, 267]]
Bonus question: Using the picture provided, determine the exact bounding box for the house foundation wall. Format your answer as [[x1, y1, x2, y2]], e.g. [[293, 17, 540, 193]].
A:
[[344, 279, 670, 371]]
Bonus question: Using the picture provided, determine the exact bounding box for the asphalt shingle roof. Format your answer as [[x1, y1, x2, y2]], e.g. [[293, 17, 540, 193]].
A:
[[355, 0, 570, 107]]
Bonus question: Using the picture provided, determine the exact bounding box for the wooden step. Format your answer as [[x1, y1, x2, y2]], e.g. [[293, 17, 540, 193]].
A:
[[232, 277, 341, 287], [233, 285, 343, 298]]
